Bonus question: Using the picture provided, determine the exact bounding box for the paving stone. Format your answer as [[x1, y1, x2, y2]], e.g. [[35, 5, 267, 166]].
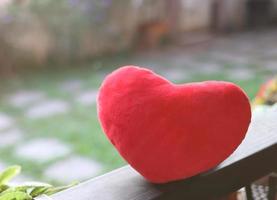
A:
[[0, 113, 14, 130], [167, 55, 194, 68], [197, 63, 222, 75], [15, 138, 71, 163], [160, 68, 191, 82], [60, 80, 83, 93], [8, 90, 45, 108], [264, 61, 277, 72], [25, 100, 69, 119], [211, 51, 250, 64], [0, 128, 23, 148], [44, 156, 102, 183], [227, 67, 256, 80], [76, 90, 98, 105], [263, 47, 277, 57]]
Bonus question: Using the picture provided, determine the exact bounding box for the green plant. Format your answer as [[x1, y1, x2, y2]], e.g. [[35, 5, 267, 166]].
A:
[[0, 166, 77, 200]]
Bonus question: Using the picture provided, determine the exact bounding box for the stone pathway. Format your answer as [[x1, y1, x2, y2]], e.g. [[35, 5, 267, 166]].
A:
[[199, 63, 223, 75], [76, 90, 98, 106], [0, 128, 23, 148], [25, 100, 70, 119], [44, 156, 102, 183], [0, 113, 13, 130], [15, 138, 71, 163], [210, 51, 251, 65], [60, 80, 83, 94], [227, 67, 256, 80], [131, 33, 277, 83], [264, 61, 277, 72], [8, 90, 45, 108], [160, 68, 191, 82]]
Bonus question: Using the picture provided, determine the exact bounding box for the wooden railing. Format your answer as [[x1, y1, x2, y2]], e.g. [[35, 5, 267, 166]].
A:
[[35, 115, 277, 200]]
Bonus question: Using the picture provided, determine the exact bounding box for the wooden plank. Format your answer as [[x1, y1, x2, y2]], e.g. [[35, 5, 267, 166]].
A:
[[37, 114, 277, 200]]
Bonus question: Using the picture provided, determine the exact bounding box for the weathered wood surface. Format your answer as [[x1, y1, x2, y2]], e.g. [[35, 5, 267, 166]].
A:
[[36, 112, 277, 200]]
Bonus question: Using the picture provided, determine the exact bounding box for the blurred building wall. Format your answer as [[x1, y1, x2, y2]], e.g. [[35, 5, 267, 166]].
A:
[[178, 0, 212, 32], [216, 0, 247, 31], [1, 0, 277, 71], [214, 0, 277, 31]]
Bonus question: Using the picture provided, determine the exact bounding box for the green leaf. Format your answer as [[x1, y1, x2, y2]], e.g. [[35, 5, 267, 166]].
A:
[[29, 187, 51, 198], [0, 185, 9, 193], [19, 182, 52, 197], [14, 182, 52, 192], [0, 166, 21, 185], [0, 191, 32, 200], [0, 166, 77, 199], [2, 182, 52, 198], [44, 182, 78, 196]]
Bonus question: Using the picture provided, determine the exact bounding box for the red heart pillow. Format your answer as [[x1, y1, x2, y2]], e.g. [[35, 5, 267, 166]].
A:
[[97, 66, 251, 183]]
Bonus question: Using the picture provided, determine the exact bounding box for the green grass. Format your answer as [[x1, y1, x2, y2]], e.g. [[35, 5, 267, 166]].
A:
[[0, 57, 268, 183], [0, 58, 129, 182]]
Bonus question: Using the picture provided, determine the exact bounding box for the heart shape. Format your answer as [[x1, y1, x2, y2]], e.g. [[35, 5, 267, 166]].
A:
[[97, 66, 251, 183]]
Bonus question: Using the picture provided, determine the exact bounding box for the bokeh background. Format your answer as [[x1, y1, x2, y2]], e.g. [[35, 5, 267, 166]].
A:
[[0, 0, 276, 185]]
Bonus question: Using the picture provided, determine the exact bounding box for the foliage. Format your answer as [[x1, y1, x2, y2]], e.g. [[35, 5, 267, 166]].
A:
[[252, 76, 277, 107], [0, 166, 77, 200]]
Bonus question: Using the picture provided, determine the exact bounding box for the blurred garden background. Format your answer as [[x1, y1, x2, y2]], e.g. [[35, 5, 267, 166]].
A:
[[0, 0, 276, 185]]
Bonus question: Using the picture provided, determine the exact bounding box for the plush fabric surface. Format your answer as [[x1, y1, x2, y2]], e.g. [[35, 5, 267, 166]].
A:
[[97, 66, 251, 183]]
